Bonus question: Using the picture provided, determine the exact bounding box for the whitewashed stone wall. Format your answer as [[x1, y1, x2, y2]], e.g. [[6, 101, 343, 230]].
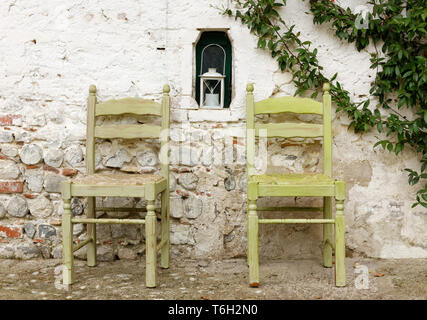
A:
[[0, 0, 425, 261]]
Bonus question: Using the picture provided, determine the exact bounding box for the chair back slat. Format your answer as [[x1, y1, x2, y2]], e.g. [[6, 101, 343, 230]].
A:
[[95, 98, 161, 116], [255, 123, 323, 138], [255, 96, 323, 115], [94, 124, 161, 139]]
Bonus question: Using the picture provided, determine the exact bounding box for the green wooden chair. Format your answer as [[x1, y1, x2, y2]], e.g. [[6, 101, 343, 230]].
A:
[[245, 83, 346, 287], [61, 84, 170, 288]]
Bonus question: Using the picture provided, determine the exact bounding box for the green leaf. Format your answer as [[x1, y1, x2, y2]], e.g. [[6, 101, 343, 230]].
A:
[[395, 65, 400, 77], [395, 143, 403, 155], [364, 123, 370, 131], [403, 70, 412, 78]]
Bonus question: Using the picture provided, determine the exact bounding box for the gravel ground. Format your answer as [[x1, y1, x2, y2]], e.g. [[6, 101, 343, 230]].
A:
[[0, 257, 425, 300]]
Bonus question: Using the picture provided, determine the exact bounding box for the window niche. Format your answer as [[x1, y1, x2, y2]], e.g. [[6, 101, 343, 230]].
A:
[[195, 31, 232, 108]]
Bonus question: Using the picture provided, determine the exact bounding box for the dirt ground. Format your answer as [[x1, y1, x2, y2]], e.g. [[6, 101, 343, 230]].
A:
[[0, 257, 425, 300]]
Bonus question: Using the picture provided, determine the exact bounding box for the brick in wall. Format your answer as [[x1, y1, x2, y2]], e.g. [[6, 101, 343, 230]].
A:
[[0, 225, 23, 238], [0, 181, 24, 193], [0, 115, 21, 126]]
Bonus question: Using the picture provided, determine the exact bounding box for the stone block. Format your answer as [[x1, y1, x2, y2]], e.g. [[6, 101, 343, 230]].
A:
[[73, 223, 85, 236], [170, 223, 193, 245], [104, 148, 131, 168], [117, 247, 137, 260], [71, 197, 84, 216], [44, 148, 63, 168], [24, 222, 36, 238], [15, 244, 41, 259], [0, 245, 15, 259], [0, 202, 5, 219], [43, 173, 64, 193], [7, 196, 28, 217], [184, 197, 202, 219], [28, 195, 53, 218], [0, 131, 13, 143], [136, 150, 158, 167], [1, 145, 18, 157], [177, 172, 198, 190], [38, 224, 57, 239], [24, 170, 43, 193], [65, 145, 83, 166], [169, 196, 184, 218], [19, 144, 43, 165], [224, 169, 236, 191], [97, 245, 115, 262]]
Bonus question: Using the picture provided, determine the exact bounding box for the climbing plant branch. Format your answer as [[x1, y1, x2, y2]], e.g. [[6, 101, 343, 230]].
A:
[[218, 0, 427, 207]]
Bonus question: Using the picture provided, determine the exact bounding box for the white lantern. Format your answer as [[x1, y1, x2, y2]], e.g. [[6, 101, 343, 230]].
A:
[[199, 68, 226, 108], [198, 43, 227, 108]]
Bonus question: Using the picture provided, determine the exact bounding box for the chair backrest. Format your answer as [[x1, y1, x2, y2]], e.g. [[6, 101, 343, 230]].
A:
[[86, 84, 170, 179], [246, 83, 332, 177]]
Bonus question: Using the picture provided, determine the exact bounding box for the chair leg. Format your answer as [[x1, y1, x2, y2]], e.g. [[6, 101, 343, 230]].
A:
[[246, 199, 250, 266], [87, 196, 97, 267], [323, 197, 333, 267], [160, 189, 169, 269], [145, 199, 157, 288], [248, 199, 259, 287], [335, 199, 346, 287], [62, 182, 74, 285]]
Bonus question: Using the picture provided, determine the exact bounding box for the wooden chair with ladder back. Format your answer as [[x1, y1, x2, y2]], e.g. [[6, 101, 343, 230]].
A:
[[61, 84, 170, 288], [245, 82, 346, 287]]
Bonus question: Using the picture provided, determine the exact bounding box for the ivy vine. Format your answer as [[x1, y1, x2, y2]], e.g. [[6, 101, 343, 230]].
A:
[[219, 0, 427, 208]]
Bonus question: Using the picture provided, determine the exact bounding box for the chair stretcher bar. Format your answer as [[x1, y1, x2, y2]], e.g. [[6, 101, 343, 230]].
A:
[[258, 218, 335, 224], [72, 237, 93, 252], [256, 206, 323, 212], [72, 218, 146, 225]]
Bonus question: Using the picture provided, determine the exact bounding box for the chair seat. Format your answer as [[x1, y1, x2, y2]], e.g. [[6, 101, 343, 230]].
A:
[[249, 173, 335, 185], [72, 172, 165, 186]]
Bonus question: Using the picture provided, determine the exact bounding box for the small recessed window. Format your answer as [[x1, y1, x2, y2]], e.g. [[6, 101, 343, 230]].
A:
[[195, 31, 232, 108]]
